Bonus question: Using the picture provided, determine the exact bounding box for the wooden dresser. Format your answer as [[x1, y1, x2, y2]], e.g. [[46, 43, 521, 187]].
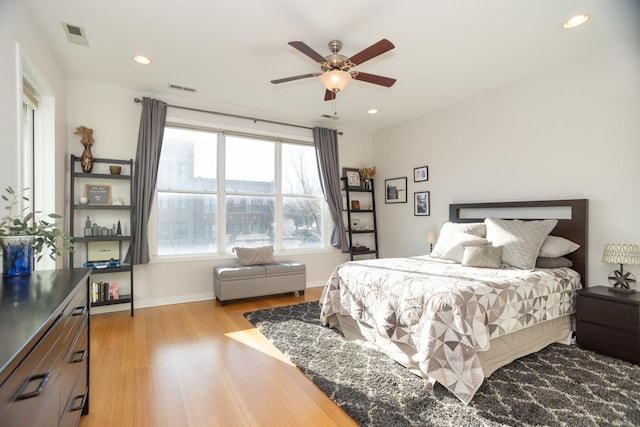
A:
[[0, 268, 91, 426]]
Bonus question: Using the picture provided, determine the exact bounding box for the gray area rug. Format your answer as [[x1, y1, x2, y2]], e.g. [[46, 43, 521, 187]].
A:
[[244, 302, 640, 427]]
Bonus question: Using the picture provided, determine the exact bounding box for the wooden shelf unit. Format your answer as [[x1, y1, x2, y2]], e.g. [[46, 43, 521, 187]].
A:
[[69, 155, 135, 316]]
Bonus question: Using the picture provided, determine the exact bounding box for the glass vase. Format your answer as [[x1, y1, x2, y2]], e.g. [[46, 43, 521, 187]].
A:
[[1, 236, 35, 277]]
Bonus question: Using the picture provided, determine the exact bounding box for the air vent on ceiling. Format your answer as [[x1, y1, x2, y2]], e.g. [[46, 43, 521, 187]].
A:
[[321, 114, 340, 120], [62, 22, 89, 46], [168, 83, 197, 93]]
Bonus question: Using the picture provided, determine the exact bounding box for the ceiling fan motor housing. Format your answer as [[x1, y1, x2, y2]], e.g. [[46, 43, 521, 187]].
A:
[[322, 40, 352, 71]]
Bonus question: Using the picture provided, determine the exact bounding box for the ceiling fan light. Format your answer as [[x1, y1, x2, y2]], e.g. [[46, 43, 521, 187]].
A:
[[563, 14, 589, 29], [133, 55, 152, 65], [320, 69, 351, 92]]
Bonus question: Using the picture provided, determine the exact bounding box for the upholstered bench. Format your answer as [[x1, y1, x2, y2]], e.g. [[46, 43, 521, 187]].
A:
[[213, 261, 306, 305]]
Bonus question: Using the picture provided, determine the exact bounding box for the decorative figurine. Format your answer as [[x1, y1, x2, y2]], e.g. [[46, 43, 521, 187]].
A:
[[75, 125, 95, 173]]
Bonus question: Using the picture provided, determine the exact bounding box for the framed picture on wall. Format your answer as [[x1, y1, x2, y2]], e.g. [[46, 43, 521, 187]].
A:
[[384, 177, 407, 204], [414, 166, 428, 182], [414, 191, 430, 216]]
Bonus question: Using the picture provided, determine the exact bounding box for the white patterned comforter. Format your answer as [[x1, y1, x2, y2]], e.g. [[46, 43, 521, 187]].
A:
[[319, 256, 581, 404]]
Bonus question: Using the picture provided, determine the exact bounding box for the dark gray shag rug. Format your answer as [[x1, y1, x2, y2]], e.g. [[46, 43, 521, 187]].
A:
[[244, 302, 640, 427]]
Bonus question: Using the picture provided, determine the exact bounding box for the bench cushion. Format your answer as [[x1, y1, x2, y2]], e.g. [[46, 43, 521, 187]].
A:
[[264, 261, 305, 275], [214, 265, 265, 280]]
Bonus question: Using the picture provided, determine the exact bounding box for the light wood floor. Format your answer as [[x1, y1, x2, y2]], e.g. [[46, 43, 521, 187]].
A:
[[79, 287, 356, 427]]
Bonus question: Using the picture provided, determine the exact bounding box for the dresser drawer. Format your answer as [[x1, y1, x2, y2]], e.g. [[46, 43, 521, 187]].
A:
[[59, 316, 89, 420], [59, 285, 89, 344], [576, 294, 639, 334], [577, 320, 639, 364], [61, 354, 89, 427], [0, 312, 65, 426]]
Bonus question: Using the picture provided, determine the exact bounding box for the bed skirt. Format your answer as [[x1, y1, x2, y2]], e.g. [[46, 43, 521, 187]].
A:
[[327, 313, 573, 381]]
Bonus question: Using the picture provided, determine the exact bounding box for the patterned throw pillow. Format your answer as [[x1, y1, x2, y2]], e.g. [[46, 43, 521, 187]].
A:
[[234, 246, 275, 265], [462, 246, 503, 268], [431, 222, 486, 258], [485, 217, 557, 270]]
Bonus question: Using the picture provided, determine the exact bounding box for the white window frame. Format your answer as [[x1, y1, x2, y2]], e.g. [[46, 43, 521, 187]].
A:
[[152, 123, 330, 261]]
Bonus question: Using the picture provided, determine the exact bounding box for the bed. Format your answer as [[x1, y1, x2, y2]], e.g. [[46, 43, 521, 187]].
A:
[[320, 199, 588, 404]]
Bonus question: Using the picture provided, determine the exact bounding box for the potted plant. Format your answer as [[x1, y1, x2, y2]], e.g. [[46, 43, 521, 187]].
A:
[[359, 167, 376, 190], [1, 187, 73, 276]]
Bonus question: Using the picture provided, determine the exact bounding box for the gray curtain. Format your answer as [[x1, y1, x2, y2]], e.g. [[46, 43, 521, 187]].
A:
[[313, 127, 348, 252], [126, 97, 167, 264]]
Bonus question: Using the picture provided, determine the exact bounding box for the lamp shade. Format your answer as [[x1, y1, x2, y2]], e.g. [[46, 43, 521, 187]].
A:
[[427, 232, 437, 244], [602, 243, 640, 265], [320, 69, 351, 92]]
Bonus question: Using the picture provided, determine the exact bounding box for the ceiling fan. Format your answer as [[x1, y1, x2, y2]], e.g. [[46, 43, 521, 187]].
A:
[[271, 39, 396, 101]]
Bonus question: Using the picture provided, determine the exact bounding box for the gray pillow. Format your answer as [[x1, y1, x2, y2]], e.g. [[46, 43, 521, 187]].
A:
[[535, 256, 573, 268], [462, 246, 502, 269], [234, 246, 275, 265]]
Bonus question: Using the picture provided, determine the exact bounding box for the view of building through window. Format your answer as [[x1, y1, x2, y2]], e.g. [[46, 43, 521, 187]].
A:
[[156, 126, 326, 256]]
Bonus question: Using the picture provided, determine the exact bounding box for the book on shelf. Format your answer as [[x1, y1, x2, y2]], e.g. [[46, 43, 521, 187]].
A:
[[90, 281, 120, 303]]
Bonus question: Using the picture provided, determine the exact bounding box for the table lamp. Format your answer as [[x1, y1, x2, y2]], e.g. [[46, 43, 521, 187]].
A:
[[602, 243, 640, 294], [427, 232, 437, 253]]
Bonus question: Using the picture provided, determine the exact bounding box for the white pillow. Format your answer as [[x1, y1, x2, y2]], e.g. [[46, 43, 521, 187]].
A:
[[431, 222, 486, 258], [539, 236, 580, 258], [442, 232, 488, 263], [485, 217, 557, 270]]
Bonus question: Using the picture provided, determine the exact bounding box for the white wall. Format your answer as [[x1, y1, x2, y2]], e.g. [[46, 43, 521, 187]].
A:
[[1, 0, 22, 188], [67, 79, 372, 310], [0, 0, 68, 255], [372, 48, 640, 287]]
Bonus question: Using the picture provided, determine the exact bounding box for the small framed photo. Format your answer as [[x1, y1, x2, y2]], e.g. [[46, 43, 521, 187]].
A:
[[384, 177, 407, 204], [351, 218, 361, 230], [86, 184, 111, 205], [414, 191, 430, 216], [342, 167, 361, 190], [351, 200, 360, 210], [414, 166, 428, 182]]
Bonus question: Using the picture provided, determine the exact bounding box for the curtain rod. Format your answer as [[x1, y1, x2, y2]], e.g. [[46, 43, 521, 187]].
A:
[[133, 98, 342, 135]]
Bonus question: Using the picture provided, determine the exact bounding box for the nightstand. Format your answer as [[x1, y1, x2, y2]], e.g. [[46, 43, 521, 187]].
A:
[[576, 286, 640, 365]]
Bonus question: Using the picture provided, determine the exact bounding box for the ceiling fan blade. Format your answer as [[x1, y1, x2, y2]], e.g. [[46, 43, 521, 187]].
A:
[[288, 41, 326, 63], [352, 72, 396, 87], [348, 39, 395, 66], [324, 90, 336, 101], [271, 73, 321, 84]]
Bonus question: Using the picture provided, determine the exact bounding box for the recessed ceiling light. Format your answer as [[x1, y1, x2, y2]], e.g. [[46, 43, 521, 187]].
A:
[[133, 55, 152, 65], [367, 109, 378, 115], [563, 14, 590, 29]]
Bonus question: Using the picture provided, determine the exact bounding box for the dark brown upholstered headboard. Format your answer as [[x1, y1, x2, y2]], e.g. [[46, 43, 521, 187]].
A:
[[449, 199, 588, 287]]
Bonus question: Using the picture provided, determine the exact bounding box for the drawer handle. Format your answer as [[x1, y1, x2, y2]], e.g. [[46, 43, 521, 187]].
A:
[[69, 394, 87, 412], [71, 349, 88, 364], [14, 372, 51, 400], [71, 304, 88, 316]]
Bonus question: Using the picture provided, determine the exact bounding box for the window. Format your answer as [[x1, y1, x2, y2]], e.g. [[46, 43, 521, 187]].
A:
[[156, 126, 327, 257], [281, 143, 324, 249]]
